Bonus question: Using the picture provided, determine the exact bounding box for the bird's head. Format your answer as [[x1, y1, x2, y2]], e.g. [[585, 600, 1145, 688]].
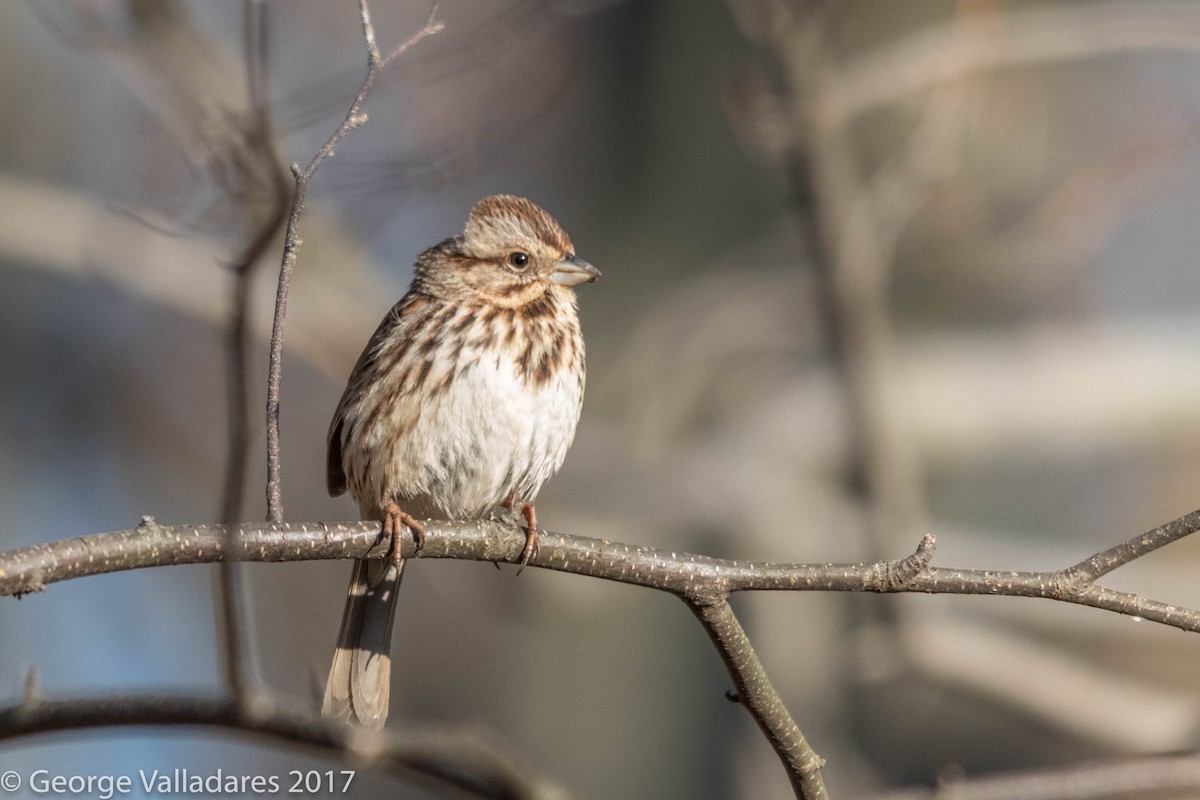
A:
[[417, 195, 599, 307]]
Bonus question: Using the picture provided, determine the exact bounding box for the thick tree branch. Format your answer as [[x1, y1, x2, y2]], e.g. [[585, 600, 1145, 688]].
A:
[[0, 692, 552, 800]]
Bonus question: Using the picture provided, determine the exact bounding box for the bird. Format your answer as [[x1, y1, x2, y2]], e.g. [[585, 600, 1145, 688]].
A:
[[322, 194, 599, 728]]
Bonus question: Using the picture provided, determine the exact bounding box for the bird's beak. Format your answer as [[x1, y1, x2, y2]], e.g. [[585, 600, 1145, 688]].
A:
[[549, 253, 600, 286]]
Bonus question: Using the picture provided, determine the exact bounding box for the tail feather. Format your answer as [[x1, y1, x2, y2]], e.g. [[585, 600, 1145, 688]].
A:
[[323, 557, 404, 728]]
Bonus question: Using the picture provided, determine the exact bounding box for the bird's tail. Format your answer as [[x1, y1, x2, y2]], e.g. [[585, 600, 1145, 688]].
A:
[[322, 557, 404, 728]]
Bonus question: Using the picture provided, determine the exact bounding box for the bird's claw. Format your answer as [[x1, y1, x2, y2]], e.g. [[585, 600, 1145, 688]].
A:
[[515, 502, 538, 575], [382, 501, 425, 569], [516, 528, 539, 574]]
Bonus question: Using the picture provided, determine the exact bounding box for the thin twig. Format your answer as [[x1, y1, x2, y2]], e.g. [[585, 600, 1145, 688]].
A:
[[264, 1, 443, 522], [380, 2, 444, 68], [214, 0, 290, 707], [687, 597, 827, 799], [1062, 508, 1200, 583], [0, 693, 552, 800], [224, 0, 288, 525]]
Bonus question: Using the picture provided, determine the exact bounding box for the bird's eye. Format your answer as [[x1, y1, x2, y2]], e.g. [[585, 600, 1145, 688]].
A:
[[507, 251, 530, 270]]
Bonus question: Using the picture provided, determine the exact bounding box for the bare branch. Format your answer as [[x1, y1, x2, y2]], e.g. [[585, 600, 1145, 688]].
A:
[[357, 0, 381, 63], [226, 0, 288, 525], [382, 4, 445, 68], [264, 2, 443, 522], [872, 752, 1200, 800], [1062, 508, 1200, 583], [213, 0, 290, 711], [4, 511, 1200, 632], [0, 693, 554, 800], [9, 512, 1198, 796], [826, 1, 1200, 127], [4, 511, 1200, 796], [688, 598, 827, 799]]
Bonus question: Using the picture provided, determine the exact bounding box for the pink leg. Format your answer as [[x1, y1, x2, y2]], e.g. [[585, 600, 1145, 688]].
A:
[[382, 500, 425, 568], [518, 502, 539, 570]]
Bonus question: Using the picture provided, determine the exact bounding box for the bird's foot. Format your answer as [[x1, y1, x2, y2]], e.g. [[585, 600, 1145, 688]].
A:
[[499, 495, 538, 573], [517, 502, 539, 574], [382, 501, 425, 568]]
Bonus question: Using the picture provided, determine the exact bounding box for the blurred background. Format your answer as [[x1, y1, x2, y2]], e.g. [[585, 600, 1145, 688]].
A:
[[4, 0, 1200, 797]]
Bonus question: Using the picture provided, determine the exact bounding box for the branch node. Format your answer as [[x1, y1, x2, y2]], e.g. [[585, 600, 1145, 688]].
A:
[[684, 586, 731, 607], [724, 690, 742, 704], [1052, 568, 1094, 599], [885, 533, 936, 589]]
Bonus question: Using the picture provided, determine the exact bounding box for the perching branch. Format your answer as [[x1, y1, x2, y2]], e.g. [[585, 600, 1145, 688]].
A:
[[4, 512, 1200, 626], [5, 508, 1200, 797], [264, 1, 443, 522]]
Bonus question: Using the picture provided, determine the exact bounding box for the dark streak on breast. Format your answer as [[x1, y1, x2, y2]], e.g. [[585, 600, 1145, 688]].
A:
[[516, 293, 556, 321], [413, 357, 433, 392]]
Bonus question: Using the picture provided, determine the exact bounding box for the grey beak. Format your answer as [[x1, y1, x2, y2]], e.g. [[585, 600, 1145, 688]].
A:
[[549, 253, 600, 286]]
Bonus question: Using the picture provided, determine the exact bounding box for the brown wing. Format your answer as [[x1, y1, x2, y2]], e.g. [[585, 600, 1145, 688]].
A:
[[327, 351, 371, 498], [326, 291, 436, 497], [325, 297, 413, 497], [326, 414, 349, 497]]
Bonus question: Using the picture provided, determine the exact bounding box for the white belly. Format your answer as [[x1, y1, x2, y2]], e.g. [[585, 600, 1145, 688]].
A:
[[379, 351, 583, 518]]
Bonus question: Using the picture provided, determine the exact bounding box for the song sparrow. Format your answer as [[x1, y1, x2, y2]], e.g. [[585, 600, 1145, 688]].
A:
[[323, 195, 599, 728]]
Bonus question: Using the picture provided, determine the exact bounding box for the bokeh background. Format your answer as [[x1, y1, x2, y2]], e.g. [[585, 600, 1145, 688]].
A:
[[4, 0, 1200, 797]]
